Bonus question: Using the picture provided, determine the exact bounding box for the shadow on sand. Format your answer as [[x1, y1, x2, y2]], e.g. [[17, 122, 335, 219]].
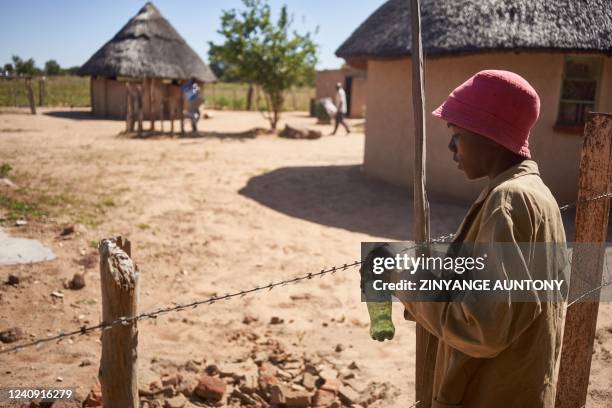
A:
[[43, 110, 118, 121], [239, 164, 469, 240], [121, 128, 269, 141], [239, 165, 610, 242]]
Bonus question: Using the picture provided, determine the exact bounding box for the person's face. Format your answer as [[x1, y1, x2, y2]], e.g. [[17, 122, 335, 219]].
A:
[[447, 124, 499, 179]]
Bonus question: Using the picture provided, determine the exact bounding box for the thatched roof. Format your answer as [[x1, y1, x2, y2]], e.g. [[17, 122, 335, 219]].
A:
[[78, 2, 216, 82], [336, 0, 612, 62]]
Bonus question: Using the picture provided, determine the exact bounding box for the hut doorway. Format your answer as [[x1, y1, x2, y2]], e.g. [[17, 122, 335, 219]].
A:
[[344, 76, 353, 116]]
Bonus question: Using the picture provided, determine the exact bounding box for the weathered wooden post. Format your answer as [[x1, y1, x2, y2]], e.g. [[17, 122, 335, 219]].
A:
[[556, 113, 612, 407], [25, 77, 36, 114], [148, 78, 155, 131], [38, 77, 46, 106], [180, 84, 185, 136], [126, 82, 134, 133], [410, 0, 436, 406], [170, 99, 175, 136], [99, 236, 139, 408], [137, 82, 144, 136]]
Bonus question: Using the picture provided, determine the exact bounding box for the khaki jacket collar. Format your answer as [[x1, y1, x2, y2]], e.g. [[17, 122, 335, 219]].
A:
[[473, 159, 540, 205]]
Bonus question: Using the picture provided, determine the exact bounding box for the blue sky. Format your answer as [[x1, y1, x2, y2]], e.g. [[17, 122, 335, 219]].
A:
[[0, 0, 386, 70]]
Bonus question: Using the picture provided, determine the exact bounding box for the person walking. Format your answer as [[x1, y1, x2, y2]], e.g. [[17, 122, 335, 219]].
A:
[[331, 82, 350, 135], [181, 77, 203, 132]]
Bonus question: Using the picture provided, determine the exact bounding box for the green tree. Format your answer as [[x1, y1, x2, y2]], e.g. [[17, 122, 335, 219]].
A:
[[62, 66, 81, 75], [11, 55, 37, 76], [209, 0, 318, 129], [3, 63, 14, 75], [44, 59, 61, 76]]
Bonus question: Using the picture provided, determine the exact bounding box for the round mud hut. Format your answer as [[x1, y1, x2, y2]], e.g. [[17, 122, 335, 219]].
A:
[[78, 2, 216, 122], [336, 0, 612, 204]]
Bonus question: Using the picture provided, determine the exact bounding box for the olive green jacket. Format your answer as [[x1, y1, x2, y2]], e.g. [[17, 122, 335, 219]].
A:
[[403, 160, 568, 408]]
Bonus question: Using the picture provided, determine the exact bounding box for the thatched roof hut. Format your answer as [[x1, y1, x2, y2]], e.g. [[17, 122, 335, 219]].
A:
[[79, 2, 215, 82], [337, 0, 612, 67], [335, 0, 612, 204], [79, 2, 215, 120]]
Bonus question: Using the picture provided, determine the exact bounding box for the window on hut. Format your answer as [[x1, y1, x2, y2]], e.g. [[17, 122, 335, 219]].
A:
[[556, 56, 603, 130]]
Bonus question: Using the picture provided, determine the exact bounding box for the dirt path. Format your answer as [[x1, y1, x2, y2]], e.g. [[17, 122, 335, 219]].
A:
[[0, 108, 610, 407]]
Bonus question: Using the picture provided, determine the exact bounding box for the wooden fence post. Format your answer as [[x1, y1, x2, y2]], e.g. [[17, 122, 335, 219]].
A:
[[180, 85, 185, 136], [149, 78, 155, 131], [25, 78, 36, 114], [170, 99, 175, 136], [99, 236, 139, 408], [555, 113, 612, 407], [411, 0, 436, 407], [126, 83, 133, 133], [38, 77, 46, 106], [159, 90, 165, 134], [137, 82, 144, 136]]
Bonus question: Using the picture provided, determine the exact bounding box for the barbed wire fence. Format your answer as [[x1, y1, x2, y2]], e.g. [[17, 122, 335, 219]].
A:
[[1, 192, 612, 357]]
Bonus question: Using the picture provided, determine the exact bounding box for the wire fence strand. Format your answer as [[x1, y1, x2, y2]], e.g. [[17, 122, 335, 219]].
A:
[[1, 192, 612, 356]]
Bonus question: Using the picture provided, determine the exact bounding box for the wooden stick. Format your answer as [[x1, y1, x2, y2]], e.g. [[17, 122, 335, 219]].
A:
[[180, 83, 185, 136], [159, 88, 164, 134], [38, 77, 46, 106], [149, 78, 154, 131], [25, 78, 36, 114], [410, 1, 435, 407], [99, 236, 139, 408], [555, 113, 612, 408], [170, 99, 175, 136], [137, 82, 144, 136], [125, 83, 133, 133]]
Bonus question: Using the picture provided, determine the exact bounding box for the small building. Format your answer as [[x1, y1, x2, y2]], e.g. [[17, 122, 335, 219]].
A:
[[336, 0, 612, 204], [78, 2, 216, 119], [315, 68, 367, 118]]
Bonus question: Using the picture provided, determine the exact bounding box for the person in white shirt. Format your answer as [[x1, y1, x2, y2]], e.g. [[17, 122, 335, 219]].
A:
[[331, 82, 350, 135]]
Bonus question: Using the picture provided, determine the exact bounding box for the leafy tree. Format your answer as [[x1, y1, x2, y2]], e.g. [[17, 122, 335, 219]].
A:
[[11, 55, 37, 76], [62, 66, 81, 75], [207, 50, 240, 82], [44, 59, 61, 76], [209, 0, 318, 129], [3, 63, 14, 75]]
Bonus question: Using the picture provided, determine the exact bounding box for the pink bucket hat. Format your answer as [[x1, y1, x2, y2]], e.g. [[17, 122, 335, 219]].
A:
[[432, 70, 540, 159]]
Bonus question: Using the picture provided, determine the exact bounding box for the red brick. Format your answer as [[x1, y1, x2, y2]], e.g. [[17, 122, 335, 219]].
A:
[[194, 375, 226, 402]]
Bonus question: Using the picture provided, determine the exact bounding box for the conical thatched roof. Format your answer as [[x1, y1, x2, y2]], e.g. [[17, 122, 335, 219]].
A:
[[336, 0, 612, 61], [78, 2, 216, 82]]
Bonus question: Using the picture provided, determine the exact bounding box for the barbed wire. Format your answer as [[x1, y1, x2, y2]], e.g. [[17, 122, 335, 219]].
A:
[[1, 192, 612, 355]]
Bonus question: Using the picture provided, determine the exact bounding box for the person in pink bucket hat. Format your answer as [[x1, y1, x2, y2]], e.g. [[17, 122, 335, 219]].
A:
[[398, 70, 569, 407]]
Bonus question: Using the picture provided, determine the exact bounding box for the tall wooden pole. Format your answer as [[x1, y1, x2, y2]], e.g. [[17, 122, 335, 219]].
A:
[[125, 83, 133, 133], [149, 78, 155, 131], [25, 78, 36, 114], [180, 83, 185, 137], [99, 236, 139, 408], [38, 77, 46, 106], [410, 1, 435, 407], [137, 82, 144, 136], [556, 113, 612, 408]]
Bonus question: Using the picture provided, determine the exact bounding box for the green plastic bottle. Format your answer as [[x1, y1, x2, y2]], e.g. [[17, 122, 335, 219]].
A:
[[367, 301, 395, 341]]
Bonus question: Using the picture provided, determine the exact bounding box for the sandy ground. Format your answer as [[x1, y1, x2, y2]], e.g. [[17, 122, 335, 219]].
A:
[[0, 108, 610, 407]]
